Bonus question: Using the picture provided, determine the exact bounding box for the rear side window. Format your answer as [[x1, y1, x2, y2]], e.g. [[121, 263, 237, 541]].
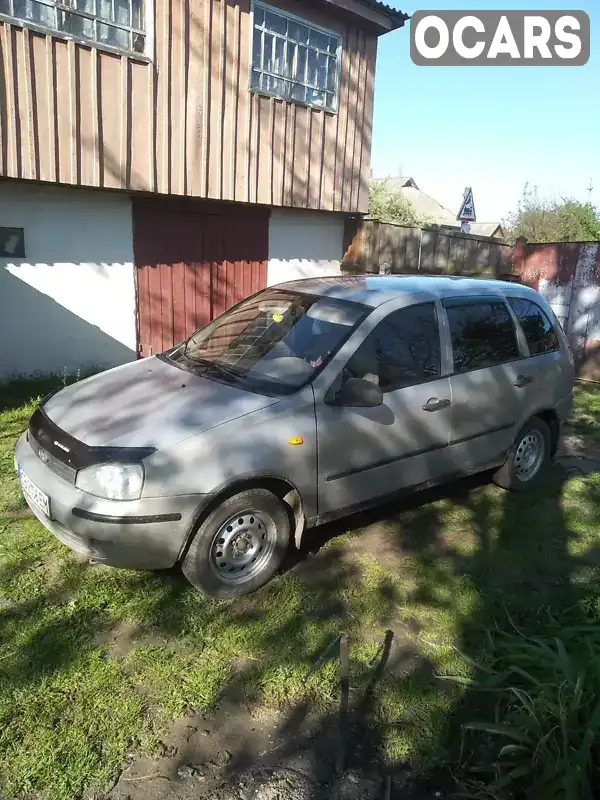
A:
[[445, 300, 519, 374], [508, 297, 559, 356], [345, 303, 441, 392]]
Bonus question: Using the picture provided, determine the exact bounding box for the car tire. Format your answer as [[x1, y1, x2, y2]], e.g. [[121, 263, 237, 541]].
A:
[[493, 417, 552, 492], [181, 488, 291, 598]]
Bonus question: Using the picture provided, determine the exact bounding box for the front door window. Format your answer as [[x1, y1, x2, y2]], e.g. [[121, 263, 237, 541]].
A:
[[343, 302, 442, 391]]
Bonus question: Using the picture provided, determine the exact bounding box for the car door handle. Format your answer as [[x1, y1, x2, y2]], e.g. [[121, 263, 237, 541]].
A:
[[422, 398, 451, 412], [514, 374, 533, 388]]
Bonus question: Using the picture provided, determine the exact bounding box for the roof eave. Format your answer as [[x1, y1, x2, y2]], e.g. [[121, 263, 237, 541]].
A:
[[321, 0, 409, 34]]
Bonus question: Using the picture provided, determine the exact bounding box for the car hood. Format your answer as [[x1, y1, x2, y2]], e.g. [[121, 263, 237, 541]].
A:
[[43, 356, 280, 448]]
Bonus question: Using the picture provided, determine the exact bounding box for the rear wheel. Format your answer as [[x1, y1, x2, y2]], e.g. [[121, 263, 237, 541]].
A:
[[493, 417, 551, 491], [181, 488, 291, 598]]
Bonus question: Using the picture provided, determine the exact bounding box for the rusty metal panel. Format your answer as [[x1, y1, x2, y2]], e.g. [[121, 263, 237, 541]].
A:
[[581, 340, 600, 381], [1, 0, 377, 213], [133, 198, 268, 358], [516, 241, 600, 380]]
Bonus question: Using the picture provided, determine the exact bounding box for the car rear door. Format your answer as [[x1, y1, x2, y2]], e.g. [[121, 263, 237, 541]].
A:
[[506, 296, 574, 420], [442, 296, 528, 472], [314, 300, 453, 517]]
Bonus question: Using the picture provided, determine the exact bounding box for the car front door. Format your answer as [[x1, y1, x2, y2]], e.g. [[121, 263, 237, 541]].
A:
[[442, 297, 526, 471], [314, 300, 453, 517]]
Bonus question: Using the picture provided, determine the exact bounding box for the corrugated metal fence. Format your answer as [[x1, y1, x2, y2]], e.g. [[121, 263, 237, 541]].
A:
[[514, 240, 600, 379]]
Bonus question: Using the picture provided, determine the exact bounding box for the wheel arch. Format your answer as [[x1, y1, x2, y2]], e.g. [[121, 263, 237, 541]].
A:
[[533, 408, 560, 457], [178, 473, 306, 562]]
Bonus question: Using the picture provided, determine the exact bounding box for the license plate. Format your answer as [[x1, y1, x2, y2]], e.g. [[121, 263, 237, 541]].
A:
[[19, 468, 51, 518]]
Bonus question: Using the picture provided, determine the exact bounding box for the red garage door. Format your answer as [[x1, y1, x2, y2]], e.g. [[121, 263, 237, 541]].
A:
[[132, 198, 269, 358]]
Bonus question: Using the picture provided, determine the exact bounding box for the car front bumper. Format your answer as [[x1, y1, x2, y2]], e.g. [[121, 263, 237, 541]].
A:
[[15, 432, 206, 570]]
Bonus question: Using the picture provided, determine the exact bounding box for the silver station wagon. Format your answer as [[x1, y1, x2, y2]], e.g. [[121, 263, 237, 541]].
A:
[[16, 276, 574, 598]]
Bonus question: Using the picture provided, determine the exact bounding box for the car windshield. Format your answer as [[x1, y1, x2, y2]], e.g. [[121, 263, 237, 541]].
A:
[[167, 289, 369, 396]]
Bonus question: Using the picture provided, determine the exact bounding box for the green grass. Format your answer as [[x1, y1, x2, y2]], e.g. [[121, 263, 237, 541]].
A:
[[571, 381, 600, 444], [2, 376, 600, 799]]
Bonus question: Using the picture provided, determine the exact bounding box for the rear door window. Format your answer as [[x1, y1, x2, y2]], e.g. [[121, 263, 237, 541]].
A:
[[507, 297, 559, 355], [445, 300, 519, 374], [344, 302, 441, 392]]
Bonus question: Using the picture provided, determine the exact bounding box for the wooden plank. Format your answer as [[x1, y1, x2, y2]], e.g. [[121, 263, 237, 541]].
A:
[[291, 105, 309, 207], [332, 24, 350, 211], [2, 24, 20, 177], [420, 230, 435, 272], [172, 258, 186, 344], [405, 227, 420, 272], [208, 0, 224, 198], [434, 232, 450, 273], [168, 0, 186, 194], [341, 26, 359, 211]]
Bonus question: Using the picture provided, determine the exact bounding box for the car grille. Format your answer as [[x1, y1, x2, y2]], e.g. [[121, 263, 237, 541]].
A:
[[29, 432, 76, 484]]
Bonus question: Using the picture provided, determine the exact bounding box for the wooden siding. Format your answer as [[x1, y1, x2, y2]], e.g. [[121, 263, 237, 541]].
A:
[[0, 0, 376, 212]]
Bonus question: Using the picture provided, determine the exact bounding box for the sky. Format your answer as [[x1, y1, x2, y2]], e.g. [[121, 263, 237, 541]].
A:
[[371, 0, 600, 223]]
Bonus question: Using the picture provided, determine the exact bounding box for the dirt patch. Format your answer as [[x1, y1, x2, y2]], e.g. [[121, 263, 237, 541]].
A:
[[556, 432, 600, 477], [105, 697, 427, 800], [92, 620, 172, 661], [105, 698, 327, 800]]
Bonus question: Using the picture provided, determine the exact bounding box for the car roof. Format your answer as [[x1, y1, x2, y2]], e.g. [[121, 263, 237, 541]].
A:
[[273, 274, 540, 309]]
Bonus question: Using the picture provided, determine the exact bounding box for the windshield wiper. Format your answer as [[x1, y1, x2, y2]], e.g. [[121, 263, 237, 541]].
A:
[[205, 361, 246, 385], [173, 347, 247, 386]]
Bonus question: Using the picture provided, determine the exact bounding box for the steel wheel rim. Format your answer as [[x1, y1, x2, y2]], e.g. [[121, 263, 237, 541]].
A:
[[209, 510, 276, 585], [514, 430, 544, 482]]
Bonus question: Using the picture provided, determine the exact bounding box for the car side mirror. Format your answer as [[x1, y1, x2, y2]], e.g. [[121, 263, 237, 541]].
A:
[[328, 377, 384, 408]]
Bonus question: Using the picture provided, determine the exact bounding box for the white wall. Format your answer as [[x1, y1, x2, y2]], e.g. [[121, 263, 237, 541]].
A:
[[0, 182, 136, 380], [267, 208, 345, 286]]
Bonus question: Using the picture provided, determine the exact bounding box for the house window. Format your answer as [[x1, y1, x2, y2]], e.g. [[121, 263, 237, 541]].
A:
[[0, 0, 147, 55], [0, 228, 25, 258], [251, 1, 341, 112]]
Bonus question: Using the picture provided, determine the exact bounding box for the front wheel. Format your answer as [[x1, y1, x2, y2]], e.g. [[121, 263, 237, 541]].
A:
[[181, 488, 291, 598], [493, 417, 551, 492]]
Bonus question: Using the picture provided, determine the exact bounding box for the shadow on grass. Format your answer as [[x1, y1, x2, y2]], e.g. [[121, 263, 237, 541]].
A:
[[2, 459, 600, 799], [3, 380, 600, 798], [112, 462, 600, 798]]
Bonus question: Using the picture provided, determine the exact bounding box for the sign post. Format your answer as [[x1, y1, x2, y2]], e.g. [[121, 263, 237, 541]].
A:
[[457, 187, 476, 233]]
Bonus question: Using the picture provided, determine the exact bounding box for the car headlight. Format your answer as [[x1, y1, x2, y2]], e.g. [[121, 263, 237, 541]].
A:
[[76, 463, 144, 501]]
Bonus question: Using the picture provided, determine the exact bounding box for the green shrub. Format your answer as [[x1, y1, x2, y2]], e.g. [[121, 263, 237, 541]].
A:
[[459, 615, 600, 799]]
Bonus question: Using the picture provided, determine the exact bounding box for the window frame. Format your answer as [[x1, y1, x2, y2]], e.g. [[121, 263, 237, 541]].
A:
[[337, 301, 446, 394], [506, 296, 561, 359], [0, 0, 153, 61], [0, 227, 26, 258], [442, 296, 524, 376], [249, 0, 342, 114]]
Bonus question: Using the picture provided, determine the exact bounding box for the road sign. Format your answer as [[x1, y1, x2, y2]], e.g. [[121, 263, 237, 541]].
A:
[[457, 187, 476, 222]]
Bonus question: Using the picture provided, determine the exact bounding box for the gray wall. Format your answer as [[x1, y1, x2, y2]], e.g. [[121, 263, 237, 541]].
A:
[[0, 182, 137, 380]]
